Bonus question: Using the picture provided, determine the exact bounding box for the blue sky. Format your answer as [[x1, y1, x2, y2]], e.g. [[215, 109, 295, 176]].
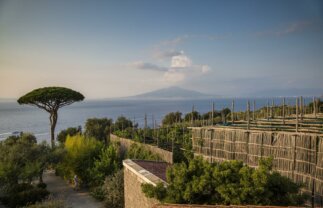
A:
[[0, 0, 322, 99]]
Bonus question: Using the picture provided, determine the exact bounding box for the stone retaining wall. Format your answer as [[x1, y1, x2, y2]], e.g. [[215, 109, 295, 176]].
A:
[[110, 134, 173, 164]]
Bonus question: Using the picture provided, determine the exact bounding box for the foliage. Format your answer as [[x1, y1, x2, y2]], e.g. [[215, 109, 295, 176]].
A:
[[103, 170, 124, 208], [17, 87, 84, 148], [162, 112, 182, 126], [85, 118, 112, 143], [113, 116, 133, 131], [57, 135, 123, 188], [57, 126, 82, 144], [17, 87, 84, 105], [0, 133, 51, 187], [142, 157, 307, 206], [57, 135, 103, 186], [0, 134, 54, 207], [113, 128, 133, 139], [1, 183, 49, 208], [184, 111, 201, 122], [126, 143, 161, 161], [89, 143, 122, 186], [26, 197, 67, 208]]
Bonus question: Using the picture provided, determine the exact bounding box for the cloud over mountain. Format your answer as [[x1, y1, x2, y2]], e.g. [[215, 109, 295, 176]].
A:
[[130, 51, 210, 84]]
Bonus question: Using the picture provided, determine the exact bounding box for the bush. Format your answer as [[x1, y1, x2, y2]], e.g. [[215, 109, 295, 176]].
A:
[[90, 186, 106, 201], [26, 197, 66, 208], [103, 170, 124, 208], [56, 135, 103, 186], [142, 157, 307, 206], [84, 118, 112, 143], [1, 184, 49, 208], [89, 143, 122, 186]]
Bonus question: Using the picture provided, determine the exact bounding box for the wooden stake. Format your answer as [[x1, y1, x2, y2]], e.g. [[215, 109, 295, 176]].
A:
[[271, 99, 274, 118], [144, 114, 147, 143], [296, 98, 299, 132], [231, 100, 234, 124], [253, 100, 256, 121], [282, 97, 285, 125], [212, 102, 215, 126], [247, 100, 250, 130], [300, 96, 303, 121], [313, 97, 316, 117], [267, 100, 269, 121], [191, 105, 195, 126]]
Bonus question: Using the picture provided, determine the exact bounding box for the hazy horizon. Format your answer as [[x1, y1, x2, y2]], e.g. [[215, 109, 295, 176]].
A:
[[1, 0, 322, 99]]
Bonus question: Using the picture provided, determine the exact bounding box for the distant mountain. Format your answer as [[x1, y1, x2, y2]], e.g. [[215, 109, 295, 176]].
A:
[[130, 86, 213, 99]]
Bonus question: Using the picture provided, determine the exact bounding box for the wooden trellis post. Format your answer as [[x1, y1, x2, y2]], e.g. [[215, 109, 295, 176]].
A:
[[191, 105, 195, 126], [144, 114, 147, 143], [231, 100, 235, 124], [212, 102, 215, 126], [300, 96, 303, 121], [313, 96, 316, 118], [253, 100, 256, 121], [267, 100, 269, 121], [282, 97, 285, 125], [296, 97, 298, 132], [271, 99, 274, 118], [247, 100, 250, 130]]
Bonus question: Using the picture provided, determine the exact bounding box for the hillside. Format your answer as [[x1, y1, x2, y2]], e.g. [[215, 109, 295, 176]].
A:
[[131, 86, 212, 99]]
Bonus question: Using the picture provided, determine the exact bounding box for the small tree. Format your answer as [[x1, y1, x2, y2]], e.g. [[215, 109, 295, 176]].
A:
[[162, 112, 182, 126], [17, 87, 84, 148], [85, 118, 112, 143]]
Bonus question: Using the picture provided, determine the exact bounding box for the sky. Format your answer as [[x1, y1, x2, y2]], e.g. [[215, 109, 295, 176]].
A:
[[0, 0, 322, 99]]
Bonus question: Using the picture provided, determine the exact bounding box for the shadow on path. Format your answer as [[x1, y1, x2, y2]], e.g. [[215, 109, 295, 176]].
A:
[[43, 170, 103, 208]]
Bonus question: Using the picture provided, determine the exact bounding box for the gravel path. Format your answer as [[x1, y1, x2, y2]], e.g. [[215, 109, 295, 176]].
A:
[[43, 170, 103, 208]]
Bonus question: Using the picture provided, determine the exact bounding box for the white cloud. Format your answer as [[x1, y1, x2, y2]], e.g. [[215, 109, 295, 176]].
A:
[[171, 52, 191, 68], [129, 51, 210, 84]]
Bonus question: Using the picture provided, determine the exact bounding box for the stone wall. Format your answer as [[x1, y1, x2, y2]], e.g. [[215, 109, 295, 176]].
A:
[[123, 159, 164, 208], [111, 134, 173, 164]]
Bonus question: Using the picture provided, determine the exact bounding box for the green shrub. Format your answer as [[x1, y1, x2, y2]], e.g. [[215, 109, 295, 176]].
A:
[[142, 157, 307, 206], [26, 197, 66, 208], [57, 135, 103, 186], [1, 184, 49, 208], [90, 186, 106, 201], [103, 170, 124, 208], [84, 118, 112, 143], [89, 143, 121, 186]]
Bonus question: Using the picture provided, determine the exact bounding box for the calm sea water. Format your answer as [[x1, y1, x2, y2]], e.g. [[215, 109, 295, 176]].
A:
[[0, 97, 309, 143]]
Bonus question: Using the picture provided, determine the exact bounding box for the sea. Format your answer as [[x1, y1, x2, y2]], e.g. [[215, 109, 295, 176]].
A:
[[0, 97, 311, 143]]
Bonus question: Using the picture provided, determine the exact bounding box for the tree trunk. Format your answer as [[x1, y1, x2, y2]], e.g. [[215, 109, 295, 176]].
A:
[[49, 111, 58, 148]]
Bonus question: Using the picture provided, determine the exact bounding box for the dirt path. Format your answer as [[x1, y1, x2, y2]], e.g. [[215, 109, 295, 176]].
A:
[[43, 170, 104, 208]]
